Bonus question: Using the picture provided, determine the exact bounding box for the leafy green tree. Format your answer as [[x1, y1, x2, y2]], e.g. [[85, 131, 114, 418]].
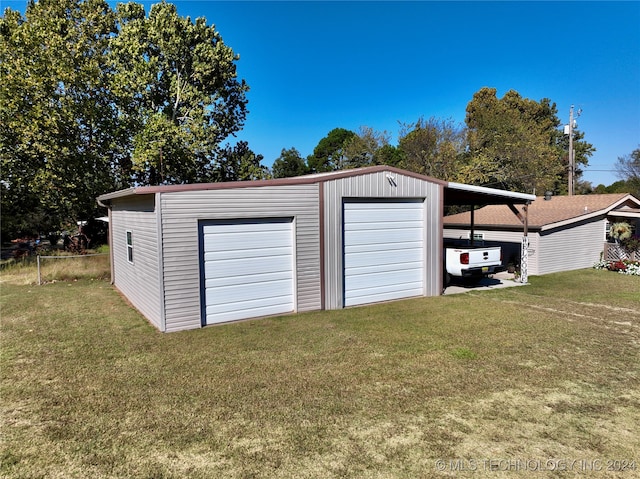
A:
[[593, 180, 633, 194], [464, 87, 593, 194], [375, 144, 405, 168], [397, 117, 466, 181], [215, 141, 269, 181], [110, 1, 249, 184], [272, 148, 308, 178], [1, 0, 252, 240], [615, 147, 640, 198], [341, 126, 392, 169], [575, 180, 594, 195], [1, 0, 125, 238], [306, 128, 356, 173]]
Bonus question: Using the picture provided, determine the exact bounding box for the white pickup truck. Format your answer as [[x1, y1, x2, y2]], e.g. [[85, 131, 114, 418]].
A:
[[444, 243, 503, 285]]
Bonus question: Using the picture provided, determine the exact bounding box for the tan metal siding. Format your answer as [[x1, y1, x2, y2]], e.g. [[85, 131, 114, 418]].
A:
[[323, 171, 443, 309], [160, 184, 320, 332], [110, 196, 162, 329], [538, 218, 606, 275]]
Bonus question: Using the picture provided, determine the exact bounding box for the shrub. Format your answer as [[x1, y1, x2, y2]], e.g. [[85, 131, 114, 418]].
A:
[[594, 259, 640, 276], [620, 235, 640, 253]]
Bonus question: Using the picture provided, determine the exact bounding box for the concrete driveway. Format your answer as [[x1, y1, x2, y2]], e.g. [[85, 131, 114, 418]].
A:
[[443, 272, 527, 295]]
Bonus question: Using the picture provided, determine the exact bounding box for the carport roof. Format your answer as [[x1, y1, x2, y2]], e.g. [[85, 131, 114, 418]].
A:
[[444, 181, 535, 206], [97, 166, 536, 207]]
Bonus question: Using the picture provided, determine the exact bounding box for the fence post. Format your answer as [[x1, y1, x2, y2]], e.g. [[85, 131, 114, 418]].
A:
[[37, 255, 41, 285]]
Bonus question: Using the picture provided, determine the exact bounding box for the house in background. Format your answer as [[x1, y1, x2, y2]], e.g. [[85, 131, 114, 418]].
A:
[[443, 193, 640, 276]]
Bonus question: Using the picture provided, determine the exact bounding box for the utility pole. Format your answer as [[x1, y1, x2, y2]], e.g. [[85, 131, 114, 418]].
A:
[[159, 146, 163, 184], [565, 105, 582, 196], [568, 105, 574, 196]]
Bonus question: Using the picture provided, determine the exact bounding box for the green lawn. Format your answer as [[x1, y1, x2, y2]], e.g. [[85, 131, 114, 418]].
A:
[[1, 267, 639, 478]]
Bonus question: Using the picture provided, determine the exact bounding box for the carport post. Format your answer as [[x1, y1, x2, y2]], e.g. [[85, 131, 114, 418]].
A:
[[520, 203, 529, 283], [470, 206, 475, 246], [508, 202, 530, 284]]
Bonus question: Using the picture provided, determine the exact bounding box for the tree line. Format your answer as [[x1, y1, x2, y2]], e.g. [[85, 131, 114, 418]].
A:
[[2, 0, 637, 242], [2, 0, 259, 239]]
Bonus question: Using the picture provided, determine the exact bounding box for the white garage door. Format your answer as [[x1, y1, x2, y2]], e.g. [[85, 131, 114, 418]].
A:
[[202, 219, 294, 324], [343, 200, 425, 307]]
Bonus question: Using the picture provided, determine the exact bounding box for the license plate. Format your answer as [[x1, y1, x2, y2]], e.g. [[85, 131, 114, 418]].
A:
[[482, 267, 489, 273]]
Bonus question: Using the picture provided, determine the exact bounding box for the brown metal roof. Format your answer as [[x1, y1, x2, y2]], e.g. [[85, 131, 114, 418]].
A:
[[443, 193, 640, 230], [97, 166, 444, 202], [96, 165, 536, 206]]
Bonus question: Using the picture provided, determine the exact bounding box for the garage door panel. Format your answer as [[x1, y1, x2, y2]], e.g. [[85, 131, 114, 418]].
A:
[[203, 255, 292, 279], [345, 248, 423, 267], [344, 201, 425, 307], [205, 279, 294, 306], [345, 268, 424, 289], [202, 218, 294, 325], [346, 202, 424, 214], [206, 299, 295, 324], [203, 220, 292, 234], [346, 260, 424, 275], [346, 281, 424, 298], [206, 293, 294, 313], [345, 221, 424, 231], [345, 242, 423, 254], [205, 271, 292, 289], [344, 229, 423, 246], [346, 213, 423, 224], [205, 246, 292, 261], [345, 286, 424, 306], [203, 231, 291, 252], [345, 267, 424, 286]]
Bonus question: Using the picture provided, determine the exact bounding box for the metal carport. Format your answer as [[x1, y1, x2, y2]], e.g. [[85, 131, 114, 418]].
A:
[[443, 181, 536, 283]]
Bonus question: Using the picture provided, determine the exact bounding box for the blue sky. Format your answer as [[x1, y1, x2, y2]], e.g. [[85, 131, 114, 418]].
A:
[[3, 1, 639, 188]]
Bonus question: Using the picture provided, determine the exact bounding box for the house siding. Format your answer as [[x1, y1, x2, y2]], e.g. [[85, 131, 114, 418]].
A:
[[538, 217, 606, 274], [159, 184, 321, 332], [110, 195, 162, 329], [444, 219, 607, 276], [323, 171, 443, 309]]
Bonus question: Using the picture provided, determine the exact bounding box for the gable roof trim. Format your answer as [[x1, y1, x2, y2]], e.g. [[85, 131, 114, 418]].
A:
[[97, 166, 450, 205], [540, 194, 640, 230]]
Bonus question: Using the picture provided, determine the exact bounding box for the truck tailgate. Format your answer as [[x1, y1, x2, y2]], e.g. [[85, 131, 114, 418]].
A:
[[467, 248, 501, 266]]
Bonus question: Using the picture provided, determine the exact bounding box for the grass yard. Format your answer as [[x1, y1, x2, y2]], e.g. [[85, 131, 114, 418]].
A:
[[1, 262, 639, 478]]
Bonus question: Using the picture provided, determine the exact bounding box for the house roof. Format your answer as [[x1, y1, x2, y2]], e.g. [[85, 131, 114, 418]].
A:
[[97, 166, 536, 207], [443, 193, 640, 231]]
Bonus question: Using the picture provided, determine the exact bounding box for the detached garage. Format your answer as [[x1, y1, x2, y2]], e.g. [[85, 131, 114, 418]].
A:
[[97, 166, 534, 332]]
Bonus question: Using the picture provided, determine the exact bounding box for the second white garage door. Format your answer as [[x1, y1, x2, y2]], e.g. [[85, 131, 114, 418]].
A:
[[343, 200, 425, 307], [202, 218, 294, 324]]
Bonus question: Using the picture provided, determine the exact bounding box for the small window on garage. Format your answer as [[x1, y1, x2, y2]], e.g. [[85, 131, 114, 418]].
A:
[[126, 231, 133, 263]]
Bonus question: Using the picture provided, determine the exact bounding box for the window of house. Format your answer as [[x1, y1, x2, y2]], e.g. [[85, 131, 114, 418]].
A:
[[126, 231, 133, 263]]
